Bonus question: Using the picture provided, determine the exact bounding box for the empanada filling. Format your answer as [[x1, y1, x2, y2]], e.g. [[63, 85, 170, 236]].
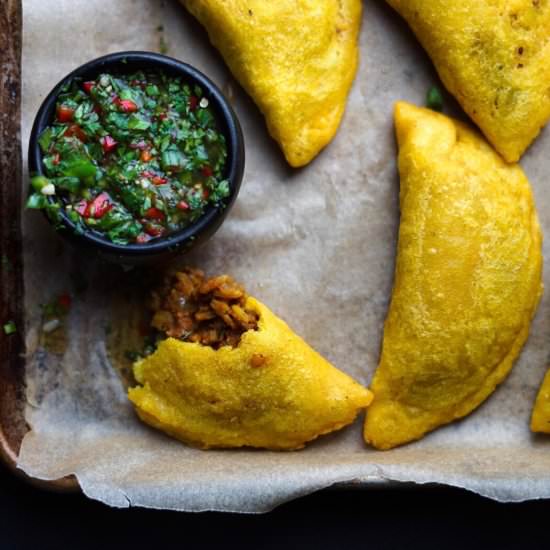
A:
[[150, 268, 259, 349]]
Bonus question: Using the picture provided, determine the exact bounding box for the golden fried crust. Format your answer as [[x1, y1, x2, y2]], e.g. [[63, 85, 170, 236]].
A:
[[364, 102, 543, 450], [129, 297, 372, 450], [531, 370, 550, 433], [180, 0, 362, 167], [386, 0, 550, 162]]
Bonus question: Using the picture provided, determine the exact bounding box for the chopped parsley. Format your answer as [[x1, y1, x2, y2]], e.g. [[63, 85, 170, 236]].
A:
[[28, 71, 229, 245]]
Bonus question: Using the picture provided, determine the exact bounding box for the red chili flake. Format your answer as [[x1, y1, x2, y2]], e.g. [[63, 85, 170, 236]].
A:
[[64, 124, 87, 142], [90, 192, 112, 219], [201, 165, 213, 177], [152, 176, 167, 185], [93, 104, 102, 115], [176, 200, 189, 211], [100, 135, 118, 153], [56, 105, 74, 122], [52, 153, 61, 166], [58, 293, 72, 310], [189, 96, 198, 110], [144, 224, 165, 237], [158, 112, 168, 121], [144, 207, 165, 221], [75, 200, 91, 217], [83, 81, 95, 93], [141, 170, 155, 179], [114, 97, 139, 113], [136, 233, 152, 244], [203, 189, 210, 200]]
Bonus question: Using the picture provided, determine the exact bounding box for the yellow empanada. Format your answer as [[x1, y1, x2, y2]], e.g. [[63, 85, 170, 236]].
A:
[[129, 297, 372, 450], [531, 370, 550, 434], [386, 0, 550, 162], [364, 102, 543, 450], [180, 0, 362, 167]]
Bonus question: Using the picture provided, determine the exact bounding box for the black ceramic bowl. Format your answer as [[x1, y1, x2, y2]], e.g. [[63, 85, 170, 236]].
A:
[[28, 51, 244, 265]]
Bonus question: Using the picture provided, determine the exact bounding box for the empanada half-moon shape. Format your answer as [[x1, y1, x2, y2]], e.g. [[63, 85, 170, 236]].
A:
[[386, 0, 550, 162], [129, 297, 372, 450], [180, 0, 362, 167], [364, 102, 543, 450], [531, 370, 550, 434]]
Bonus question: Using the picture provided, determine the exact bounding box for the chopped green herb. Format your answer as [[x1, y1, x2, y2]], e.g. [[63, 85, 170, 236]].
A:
[[3, 321, 16, 335], [426, 85, 444, 112], [27, 70, 229, 245]]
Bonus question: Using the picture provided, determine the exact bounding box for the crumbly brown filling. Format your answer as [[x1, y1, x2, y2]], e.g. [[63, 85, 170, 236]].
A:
[[150, 268, 259, 349]]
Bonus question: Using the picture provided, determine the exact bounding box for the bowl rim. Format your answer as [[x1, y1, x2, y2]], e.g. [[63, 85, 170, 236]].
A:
[[28, 50, 244, 257]]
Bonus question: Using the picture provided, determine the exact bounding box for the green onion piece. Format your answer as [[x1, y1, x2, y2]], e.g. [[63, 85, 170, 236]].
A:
[[426, 86, 444, 112], [31, 175, 50, 192], [3, 321, 16, 335]]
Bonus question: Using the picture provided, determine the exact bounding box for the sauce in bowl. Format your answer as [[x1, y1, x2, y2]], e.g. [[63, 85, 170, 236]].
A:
[[28, 70, 230, 245]]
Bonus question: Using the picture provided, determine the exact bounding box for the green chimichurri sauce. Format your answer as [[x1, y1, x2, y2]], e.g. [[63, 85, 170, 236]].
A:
[[28, 71, 229, 245]]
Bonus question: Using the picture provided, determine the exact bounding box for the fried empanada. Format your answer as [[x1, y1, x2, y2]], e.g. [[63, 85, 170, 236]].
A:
[[531, 370, 550, 434], [364, 102, 543, 450], [386, 0, 550, 162], [129, 294, 372, 450], [180, 0, 362, 167]]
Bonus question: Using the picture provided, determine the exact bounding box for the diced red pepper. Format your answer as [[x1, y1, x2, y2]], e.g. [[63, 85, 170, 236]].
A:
[[64, 124, 87, 142], [75, 200, 91, 217], [144, 207, 165, 221], [136, 233, 152, 244], [52, 153, 60, 166], [140, 150, 153, 163], [201, 165, 213, 177], [114, 97, 139, 113], [90, 192, 112, 219], [189, 96, 198, 110], [58, 293, 72, 310], [144, 224, 165, 237], [158, 112, 168, 121], [152, 176, 167, 186], [176, 200, 189, 211], [56, 105, 74, 122], [100, 135, 118, 153], [83, 81, 95, 93], [203, 189, 210, 200]]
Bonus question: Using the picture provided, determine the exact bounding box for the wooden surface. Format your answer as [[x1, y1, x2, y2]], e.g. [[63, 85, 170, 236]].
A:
[[0, 0, 76, 492], [0, 0, 27, 473]]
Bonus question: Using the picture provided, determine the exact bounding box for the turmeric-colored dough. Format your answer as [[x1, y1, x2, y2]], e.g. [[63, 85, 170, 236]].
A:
[[129, 297, 372, 450], [364, 102, 543, 450], [179, 0, 362, 167], [531, 370, 550, 434], [386, 0, 550, 162]]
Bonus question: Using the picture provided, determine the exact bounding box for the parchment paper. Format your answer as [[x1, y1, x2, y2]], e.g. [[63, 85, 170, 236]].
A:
[[17, 0, 550, 512]]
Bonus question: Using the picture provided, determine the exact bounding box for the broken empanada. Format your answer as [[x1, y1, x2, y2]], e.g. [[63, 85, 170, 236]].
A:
[[386, 0, 550, 162], [129, 270, 372, 450], [180, 0, 362, 167], [364, 102, 543, 450]]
